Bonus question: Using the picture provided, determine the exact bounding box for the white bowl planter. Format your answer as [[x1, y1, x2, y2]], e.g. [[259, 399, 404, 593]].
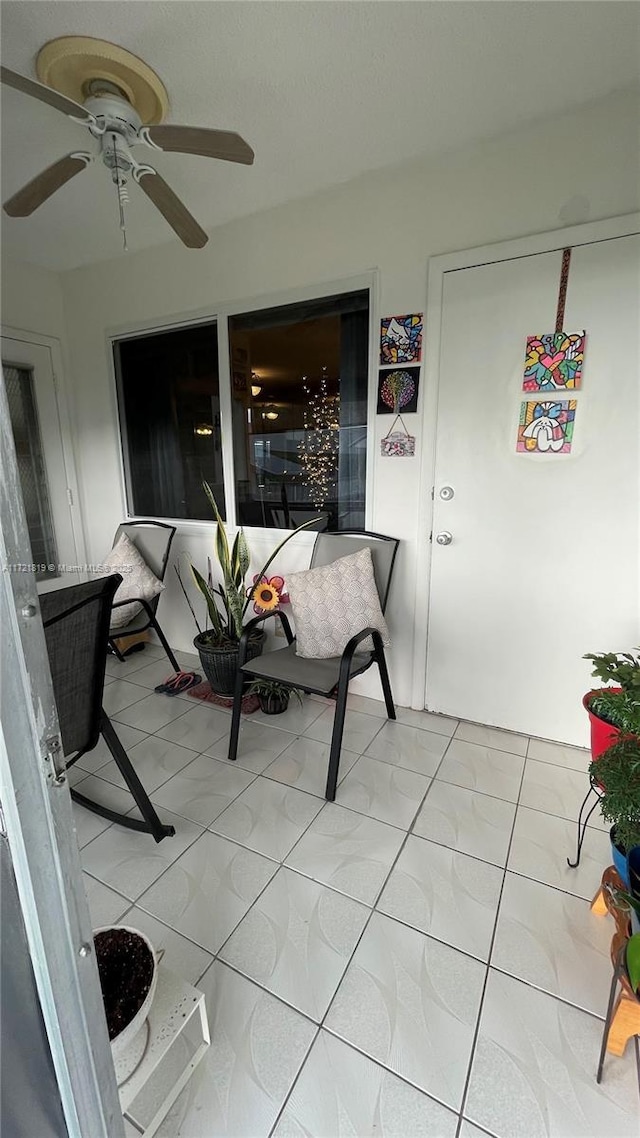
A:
[[94, 925, 161, 1086]]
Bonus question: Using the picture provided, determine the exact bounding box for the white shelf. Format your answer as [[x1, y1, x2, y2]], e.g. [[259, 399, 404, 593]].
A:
[[119, 966, 210, 1137]]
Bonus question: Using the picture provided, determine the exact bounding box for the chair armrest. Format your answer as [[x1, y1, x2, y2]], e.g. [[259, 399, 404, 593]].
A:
[[337, 627, 385, 686], [341, 626, 380, 662], [239, 609, 294, 665], [110, 596, 157, 623]]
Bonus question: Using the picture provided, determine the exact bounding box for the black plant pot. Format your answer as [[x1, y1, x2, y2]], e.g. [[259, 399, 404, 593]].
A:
[[258, 692, 290, 716], [194, 631, 266, 696]]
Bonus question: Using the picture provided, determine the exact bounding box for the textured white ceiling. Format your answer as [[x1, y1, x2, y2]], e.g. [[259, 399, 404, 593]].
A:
[[1, 1, 638, 271]]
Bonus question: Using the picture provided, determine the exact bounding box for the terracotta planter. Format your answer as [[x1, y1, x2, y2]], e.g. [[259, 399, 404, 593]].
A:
[[583, 689, 622, 760], [194, 630, 266, 696]]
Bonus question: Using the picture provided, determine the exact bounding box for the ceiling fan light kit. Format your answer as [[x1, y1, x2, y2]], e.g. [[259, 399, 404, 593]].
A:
[[2, 36, 255, 250]]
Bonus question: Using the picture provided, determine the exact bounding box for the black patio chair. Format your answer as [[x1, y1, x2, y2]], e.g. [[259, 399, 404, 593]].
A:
[[108, 520, 179, 672], [228, 531, 399, 800], [41, 575, 175, 843]]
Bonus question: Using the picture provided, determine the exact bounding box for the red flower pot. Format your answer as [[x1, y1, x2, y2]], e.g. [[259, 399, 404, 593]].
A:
[[583, 689, 622, 761]]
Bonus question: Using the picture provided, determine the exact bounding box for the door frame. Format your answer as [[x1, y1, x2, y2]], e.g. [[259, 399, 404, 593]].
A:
[[1, 325, 87, 572], [410, 212, 640, 712], [0, 370, 124, 1136]]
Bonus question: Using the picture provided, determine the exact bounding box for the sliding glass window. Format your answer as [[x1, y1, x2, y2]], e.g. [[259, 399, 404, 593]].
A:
[[114, 322, 225, 521], [228, 289, 369, 530]]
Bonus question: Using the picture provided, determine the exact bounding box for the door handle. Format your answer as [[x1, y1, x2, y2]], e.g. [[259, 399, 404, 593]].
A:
[[435, 531, 453, 546]]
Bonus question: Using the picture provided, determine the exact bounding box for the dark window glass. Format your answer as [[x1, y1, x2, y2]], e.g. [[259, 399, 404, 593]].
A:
[[229, 290, 369, 530], [114, 323, 225, 521]]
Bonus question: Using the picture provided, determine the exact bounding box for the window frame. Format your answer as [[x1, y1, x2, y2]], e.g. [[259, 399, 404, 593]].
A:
[[108, 271, 378, 541]]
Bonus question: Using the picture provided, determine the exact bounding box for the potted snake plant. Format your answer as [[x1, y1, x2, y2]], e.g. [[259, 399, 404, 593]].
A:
[[177, 482, 319, 695]]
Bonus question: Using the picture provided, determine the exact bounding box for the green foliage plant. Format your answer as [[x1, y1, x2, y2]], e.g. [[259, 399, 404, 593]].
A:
[[247, 679, 303, 705], [590, 736, 640, 854], [178, 483, 320, 647], [584, 649, 640, 733], [626, 933, 640, 994]]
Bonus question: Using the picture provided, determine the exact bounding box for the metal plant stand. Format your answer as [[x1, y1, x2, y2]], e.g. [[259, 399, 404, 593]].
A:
[[567, 773, 603, 868]]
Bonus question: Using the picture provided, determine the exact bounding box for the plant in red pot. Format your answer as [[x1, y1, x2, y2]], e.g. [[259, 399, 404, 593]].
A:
[[583, 648, 640, 760]]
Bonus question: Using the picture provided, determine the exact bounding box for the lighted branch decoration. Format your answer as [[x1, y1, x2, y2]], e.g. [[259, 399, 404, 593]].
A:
[[297, 366, 340, 509]]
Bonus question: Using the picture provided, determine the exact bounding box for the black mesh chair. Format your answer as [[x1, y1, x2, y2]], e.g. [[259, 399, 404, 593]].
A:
[[108, 520, 179, 672], [41, 575, 175, 843], [228, 531, 399, 801]]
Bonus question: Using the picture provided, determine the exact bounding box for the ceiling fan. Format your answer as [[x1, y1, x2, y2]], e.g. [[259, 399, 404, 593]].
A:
[[1, 36, 255, 249]]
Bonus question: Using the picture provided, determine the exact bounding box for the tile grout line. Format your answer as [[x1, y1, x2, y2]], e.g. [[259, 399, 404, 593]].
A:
[[453, 737, 530, 1138]]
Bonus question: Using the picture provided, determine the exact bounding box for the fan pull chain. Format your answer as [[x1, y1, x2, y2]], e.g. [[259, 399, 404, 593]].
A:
[[111, 134, 129, 252]]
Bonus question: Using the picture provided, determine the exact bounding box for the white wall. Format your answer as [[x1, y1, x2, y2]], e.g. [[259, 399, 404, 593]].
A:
[[11, 90, 640, 707], [1, 257, 66, 340]]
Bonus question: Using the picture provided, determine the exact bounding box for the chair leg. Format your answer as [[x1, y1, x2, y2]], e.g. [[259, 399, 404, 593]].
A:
[[98, 712, 175, 842], [108, 637, 127, 663], [597, 961, 624, 1083], [228, 666, 245, 763], [325, 672, 349, 802], [149, 616, 180, 673], [375, 643, 396, 720], [567, 784, 600, 868]]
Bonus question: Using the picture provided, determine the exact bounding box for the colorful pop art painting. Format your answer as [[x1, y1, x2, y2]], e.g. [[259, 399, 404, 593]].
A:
[[523, 331, 585, 392], [517, 400, 577, 454], [380, 313, 423, 364]]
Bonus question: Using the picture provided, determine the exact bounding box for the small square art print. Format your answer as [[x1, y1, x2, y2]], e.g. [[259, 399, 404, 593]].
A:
[[517, 400, 577, 454], [377, 366, 420, 414], [523, 331, 585, 392], [380, 314, 423, 364]]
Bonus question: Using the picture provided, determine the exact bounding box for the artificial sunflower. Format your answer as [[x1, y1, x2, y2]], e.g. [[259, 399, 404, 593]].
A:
[[250, 574, 289, 614]]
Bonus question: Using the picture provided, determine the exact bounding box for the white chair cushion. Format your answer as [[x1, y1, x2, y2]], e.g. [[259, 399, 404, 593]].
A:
[[286, 547, 390, 659], [102, 532, 164, 630]]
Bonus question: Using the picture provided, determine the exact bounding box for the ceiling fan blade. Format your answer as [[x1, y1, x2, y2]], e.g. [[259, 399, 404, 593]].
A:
[[137, 169, 208, 248], [1, 65, 93, 123], [3, 154, 90, 218], [146, 125, 254, 166]]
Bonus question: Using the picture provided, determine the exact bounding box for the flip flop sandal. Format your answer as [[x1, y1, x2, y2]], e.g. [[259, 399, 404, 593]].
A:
[[154, 671, 202, 696]]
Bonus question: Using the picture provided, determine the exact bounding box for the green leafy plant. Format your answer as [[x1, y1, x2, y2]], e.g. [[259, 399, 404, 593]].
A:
[[177, 482, 319, 647], [584, 648, 640, 733], [247, 679, 303, 705], [611, 886, 640, 918], [590, 736, 640, 853], [626, 933, 640, 994]]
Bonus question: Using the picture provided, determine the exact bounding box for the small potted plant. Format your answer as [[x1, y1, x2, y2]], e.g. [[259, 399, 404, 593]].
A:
[[589, 735, 640, 887], [583, 648, 640, 759], [176, 483, 319, 696], [248, 678, 303, 716]]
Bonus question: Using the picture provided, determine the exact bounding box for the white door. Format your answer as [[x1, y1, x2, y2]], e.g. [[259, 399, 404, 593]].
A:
[[425, 234, 640, 746], [1, 336, 79, 579]]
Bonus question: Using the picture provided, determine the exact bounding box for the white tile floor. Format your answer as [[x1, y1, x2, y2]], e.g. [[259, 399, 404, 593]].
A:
[[76, 645, 640, 1137]]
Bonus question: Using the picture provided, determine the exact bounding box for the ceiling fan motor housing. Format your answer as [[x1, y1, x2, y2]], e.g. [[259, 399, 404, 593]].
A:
[[84, 94, 141, 141]]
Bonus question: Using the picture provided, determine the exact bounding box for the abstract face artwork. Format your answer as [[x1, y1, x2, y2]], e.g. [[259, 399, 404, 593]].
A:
[[380, 314, 423, 364], [517, 400, 577, 454]]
